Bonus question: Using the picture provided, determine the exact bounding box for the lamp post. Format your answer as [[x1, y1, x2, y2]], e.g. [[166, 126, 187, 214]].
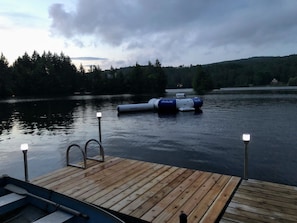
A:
[[96, 112, 102, 143], [20, 143, 29, 182], [242, 134, 250, 180]]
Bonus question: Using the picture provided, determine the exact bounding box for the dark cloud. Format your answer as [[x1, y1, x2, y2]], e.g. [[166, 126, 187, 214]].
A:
[[49, 0, 297, 65], [49, 0, 219, 45], [49, 4, 75, 38], [204, 1, 297, 47]]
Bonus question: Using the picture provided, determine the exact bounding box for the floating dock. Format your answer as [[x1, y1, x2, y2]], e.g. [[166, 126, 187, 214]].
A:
[[117, 94, 203, 113], [31, 156, 297, 222]]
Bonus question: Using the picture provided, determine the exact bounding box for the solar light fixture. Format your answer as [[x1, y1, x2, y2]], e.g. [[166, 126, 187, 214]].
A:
[[242, 134, 251, 180], [96, 112, 102, 118], [96, 112, 102, 143], [20, 143, 29, 182], [242, 133, 250, 143]]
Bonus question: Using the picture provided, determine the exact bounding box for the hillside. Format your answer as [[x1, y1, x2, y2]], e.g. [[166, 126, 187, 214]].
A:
[[164, 54, 297, 88]]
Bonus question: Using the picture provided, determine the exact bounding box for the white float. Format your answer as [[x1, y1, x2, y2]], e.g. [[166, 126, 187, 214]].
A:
[[117, 94, 203, 113]]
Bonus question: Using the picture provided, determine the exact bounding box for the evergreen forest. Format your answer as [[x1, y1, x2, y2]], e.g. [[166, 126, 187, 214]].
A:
[[1, 51, 297, 98], [165, 55, 297, 89], [0, 52, 166, 98]]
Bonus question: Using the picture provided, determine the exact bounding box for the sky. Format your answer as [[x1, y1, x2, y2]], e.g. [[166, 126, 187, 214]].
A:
[[1, 0, 297, 70]]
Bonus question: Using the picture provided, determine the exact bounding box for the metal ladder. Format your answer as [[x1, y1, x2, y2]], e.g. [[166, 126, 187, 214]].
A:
[[66, 139, 105, 169]]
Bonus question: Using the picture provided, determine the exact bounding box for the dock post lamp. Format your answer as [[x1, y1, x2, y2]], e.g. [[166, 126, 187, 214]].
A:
[[20, 143, 29, 182], [96, 112, 102, 143], [242, 134, 250, 180]]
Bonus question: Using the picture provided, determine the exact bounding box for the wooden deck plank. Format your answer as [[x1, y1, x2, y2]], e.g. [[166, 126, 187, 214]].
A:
[[245, 179, 297, 192], [46, 158, 136, 192], [165, 171, 213, 223], [222, 210, 268, 223], [32, 156, 120, 187], [240, 180, 297, 201], [127, 167, 190, 218], [121, 168, 186, 217], [231, 195, 297, 218], [149, 171, 204, 223], [69, 160, 147, 198], [233, 191, 297, 213], [93, 164, 169, 208], [200, 176, 241, 223], [32, 156, 116, 186], [227, 202, 297, 222], [32, 156, 241, 223], [79, 162, 159, 201], [104, 166, 180, 211], [84, 163, 164, 204], [188, 174, 229, 222], [141, 170, 194, 222], [141, 170, 199, 222], [220, 179, 297, 223]]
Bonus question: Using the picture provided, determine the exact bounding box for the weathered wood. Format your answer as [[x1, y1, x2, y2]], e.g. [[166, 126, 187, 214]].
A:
[[121, 167, 186, 215], [105, 166, 180, 212], [45, 158, 134, 192], [33, 156, 118, 187], [220, 179, 297, 223], [32, 156, 240, 223], [201, 176, 241, 222], [141, 169, 198, 222], [127, 167, 190, 218], [67, 160, 144, 198], [187, 174, 228, 222], [165, 171, 213, 223], [86, 163, 164, 204]]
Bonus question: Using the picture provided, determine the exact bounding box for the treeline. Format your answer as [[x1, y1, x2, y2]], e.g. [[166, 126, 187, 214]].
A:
[[165, 55, 297, 89], [0, 52, 167, 98], [84, 60, 166, 95], [1, 52, 79, 97], [2, 52, 297, 98]]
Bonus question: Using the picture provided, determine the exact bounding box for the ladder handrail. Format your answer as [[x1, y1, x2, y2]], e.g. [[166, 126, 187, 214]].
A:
[[84, 139, 105, 162], [66, 144, 87, 169]]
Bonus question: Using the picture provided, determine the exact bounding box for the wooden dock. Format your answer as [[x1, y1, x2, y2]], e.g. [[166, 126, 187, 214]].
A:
[[32, 156, 240, 223], [32, 156, 297, 222], [220, 179, 297, 223]]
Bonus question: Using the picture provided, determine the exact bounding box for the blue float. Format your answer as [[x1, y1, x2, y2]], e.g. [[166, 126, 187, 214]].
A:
[[117, 94, 203, 113]]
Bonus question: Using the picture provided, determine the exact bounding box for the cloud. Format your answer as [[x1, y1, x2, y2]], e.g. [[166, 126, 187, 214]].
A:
[[71, 56, 107, 61], [49, 0, 214, 45], [49, 3, 75, 38], [203, 1, 297, 47], [48, 0, 297, 66], [1, 10, 46, 29]]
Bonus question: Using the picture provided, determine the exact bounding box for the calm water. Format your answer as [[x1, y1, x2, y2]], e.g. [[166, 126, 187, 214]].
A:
[[1, 89, 297, 186]]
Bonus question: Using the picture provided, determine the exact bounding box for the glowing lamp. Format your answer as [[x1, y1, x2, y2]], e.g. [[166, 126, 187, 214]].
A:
[[242, 134, 250, 143], [96, 112, 102, 118], [20, 143, 29, 151]]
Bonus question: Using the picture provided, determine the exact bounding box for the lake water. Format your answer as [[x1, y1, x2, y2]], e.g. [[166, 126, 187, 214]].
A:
[[1, 88, 297, 186]]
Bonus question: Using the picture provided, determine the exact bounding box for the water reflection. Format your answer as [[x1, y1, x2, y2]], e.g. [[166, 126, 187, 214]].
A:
[[0, 104, 14, 137], [1, 91, 297, 186], [0, 100, 77, 136], [0, 95, 137, 137]]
